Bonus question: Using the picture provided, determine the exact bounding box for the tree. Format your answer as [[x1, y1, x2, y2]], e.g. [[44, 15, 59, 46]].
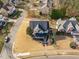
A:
[[26, 27, 33, 36], [49, 9, 66, 20], [0, 0, 3, 8], [59, 0, 79, 16], [70, 42, 77, 49]]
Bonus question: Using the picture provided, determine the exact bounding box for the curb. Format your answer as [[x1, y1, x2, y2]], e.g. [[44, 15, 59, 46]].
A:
[[13, 49, 79, 59]]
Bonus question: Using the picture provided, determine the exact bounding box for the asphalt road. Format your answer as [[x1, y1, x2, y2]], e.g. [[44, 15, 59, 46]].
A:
[[27, 55, 79, 59], [0, 9, 26, 59]]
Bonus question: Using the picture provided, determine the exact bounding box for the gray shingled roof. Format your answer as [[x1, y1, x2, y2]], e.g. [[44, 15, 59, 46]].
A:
[[63, 20, 78, 31], [57, 17, 79, 32], [30, 18, 49, 31], [33, 24, 44, 34]]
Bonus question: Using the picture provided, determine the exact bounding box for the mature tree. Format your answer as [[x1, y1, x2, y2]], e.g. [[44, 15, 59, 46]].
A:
[[59, 0, 79, 16], [49, 8, 66, 20]]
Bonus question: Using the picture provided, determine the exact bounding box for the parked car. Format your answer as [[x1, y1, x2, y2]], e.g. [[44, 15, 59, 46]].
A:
[[5, 36, 10, 43]]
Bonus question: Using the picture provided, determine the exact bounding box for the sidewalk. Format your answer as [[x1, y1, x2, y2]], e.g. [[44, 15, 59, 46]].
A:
[[13, 49, 79, 59]]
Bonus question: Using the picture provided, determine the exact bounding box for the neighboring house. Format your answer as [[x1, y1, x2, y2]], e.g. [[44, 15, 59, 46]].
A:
[[3, 4, 16, 15], [39, 0, 53, 15], [0, 1, 16, 16], [7, 5, 16, 15], [29, 18, 50, 44], [29, 0, 53, 15], [0, 14, 7, 29], [9, 0, 22, 5], [0, 8, 8, 16], [57, 17, 79, 44], [2, 0, 21, 5], [57, 17, 79, 33]]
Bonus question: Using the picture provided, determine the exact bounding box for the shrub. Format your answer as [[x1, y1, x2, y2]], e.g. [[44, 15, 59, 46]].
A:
[[26, 27, 33, 36], [8, 10, 22, 19], [0, 0, 3, 8], [49, 8, 66, 20], [70, 42, 77, 49], [76, 16, 79, 21], [56, 31, 65, 35], [48, 32, 57, 45]]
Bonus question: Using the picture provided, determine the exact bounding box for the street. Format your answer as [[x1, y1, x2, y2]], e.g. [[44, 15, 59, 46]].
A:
[[27, 55, 79, 59], [0, 10, 26, 59]]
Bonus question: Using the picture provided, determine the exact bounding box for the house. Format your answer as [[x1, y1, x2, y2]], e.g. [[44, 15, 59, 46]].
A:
[[0, 14, 6, 29], [39, 0, 53, 15], [28, 0, 53, 15], [10, 0, 23, 5], [57, 17, 79, 33], [29, 18, 51, 44], [2, 0, 21, 5], [0, 4, 15, 17], [57, 17, 79, 45], [7, 5, 16, 15]]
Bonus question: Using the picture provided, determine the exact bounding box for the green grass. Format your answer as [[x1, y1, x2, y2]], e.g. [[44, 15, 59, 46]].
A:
[[0, 35, 4, 53], [76, 16, 79, 22]]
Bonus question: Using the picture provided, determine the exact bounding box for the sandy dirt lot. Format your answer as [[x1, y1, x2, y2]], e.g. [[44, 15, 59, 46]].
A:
[[56, 36, 73, 49], [13, 17, 78, 55], [13, 17, 46, 53]]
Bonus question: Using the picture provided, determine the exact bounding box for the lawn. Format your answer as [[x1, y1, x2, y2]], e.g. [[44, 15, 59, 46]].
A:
[[0, 35, 4, 53]]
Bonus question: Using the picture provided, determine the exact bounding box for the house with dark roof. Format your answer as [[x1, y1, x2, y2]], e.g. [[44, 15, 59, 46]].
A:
[[2, 0, 21, 5], [0, 15, 6, 29], [29, 18, 51, 44]]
